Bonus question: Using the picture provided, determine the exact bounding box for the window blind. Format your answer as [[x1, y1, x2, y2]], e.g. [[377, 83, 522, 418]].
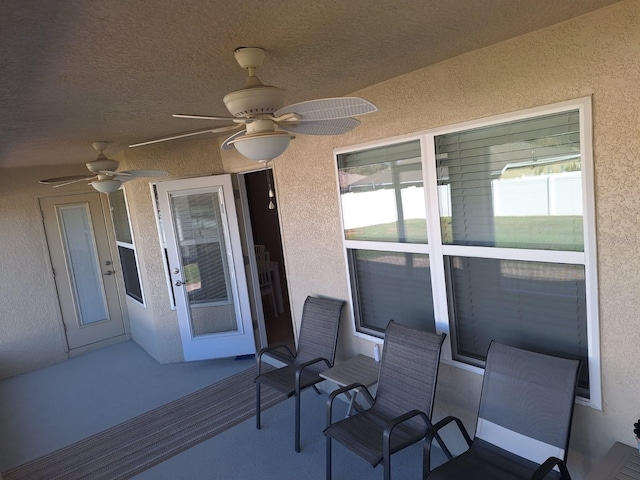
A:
[[349, 249, 436, 334], [435, 110, 583, 251], [339, 140, 421, 170], [173, 193, 229, 304], [447, 256, 589, 392]]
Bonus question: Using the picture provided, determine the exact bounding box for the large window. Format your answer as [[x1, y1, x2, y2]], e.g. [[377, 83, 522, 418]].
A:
[[110, 189, 144, 304], [337, 98, 599, 406], [339, 141, 435, 336]]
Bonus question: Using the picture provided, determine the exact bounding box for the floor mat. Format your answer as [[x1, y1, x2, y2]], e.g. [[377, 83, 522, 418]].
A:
[[2, 365, 284, 480]]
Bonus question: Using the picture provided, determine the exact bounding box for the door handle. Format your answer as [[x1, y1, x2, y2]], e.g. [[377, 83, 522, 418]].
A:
[[175, 280, 184, 286], [104, 270, 115, 276]]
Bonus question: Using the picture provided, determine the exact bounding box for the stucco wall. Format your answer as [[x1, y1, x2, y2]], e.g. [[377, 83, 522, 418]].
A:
[[224, 1, 640, 476], [0, 165, 110, 377]]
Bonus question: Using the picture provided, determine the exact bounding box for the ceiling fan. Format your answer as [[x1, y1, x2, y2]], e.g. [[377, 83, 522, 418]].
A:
[[39, 142, 168, 193], [129, 47, 378, 162]]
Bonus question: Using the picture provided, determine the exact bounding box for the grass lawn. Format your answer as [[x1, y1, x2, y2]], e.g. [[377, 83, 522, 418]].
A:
[[346, 216, 583, 251]]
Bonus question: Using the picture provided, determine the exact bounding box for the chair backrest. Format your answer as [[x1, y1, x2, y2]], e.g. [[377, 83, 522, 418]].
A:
[[257, 251, 272, 288], [294, 296, 344, 370], [254, 244, 266, 257], [475, 342, 580, 464], [374, 321, 446, 424]]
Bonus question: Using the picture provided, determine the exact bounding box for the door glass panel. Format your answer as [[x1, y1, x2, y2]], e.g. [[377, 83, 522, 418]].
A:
[[170, 190, 238, 337], [58, 204, 108, 325]]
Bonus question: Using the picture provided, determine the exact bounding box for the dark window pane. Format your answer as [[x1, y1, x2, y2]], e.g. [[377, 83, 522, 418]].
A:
[[118, 246, 142, 303], [446, 256, 589, 394], [349, 249, 435, 335]]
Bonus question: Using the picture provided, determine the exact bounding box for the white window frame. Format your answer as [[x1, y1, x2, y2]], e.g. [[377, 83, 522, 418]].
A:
[[335, 97, 600, 409], [109, 188, 145, 306]]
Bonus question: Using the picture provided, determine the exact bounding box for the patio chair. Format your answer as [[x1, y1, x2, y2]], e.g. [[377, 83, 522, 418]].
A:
[[257, 249, 278, 317], [255, 295, 344, 452], [423, 342, 581, 480], [324, 321, 447, 480]]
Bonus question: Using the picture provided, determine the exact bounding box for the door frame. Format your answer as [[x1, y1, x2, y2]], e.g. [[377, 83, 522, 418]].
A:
[[236, 168, 294, 350], [236, 173, 268, 348]]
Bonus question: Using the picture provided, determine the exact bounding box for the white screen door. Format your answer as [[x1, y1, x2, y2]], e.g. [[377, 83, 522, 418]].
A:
[[156, 175, 255, 360]]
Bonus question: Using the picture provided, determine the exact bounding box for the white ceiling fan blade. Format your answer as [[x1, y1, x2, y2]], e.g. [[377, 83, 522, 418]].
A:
[[274, 97, 377, 121], [129, 125, 240, 148], [39, 174, 95, 185], [52, 176, 97, 188], [117, 170, 168, 178], [221, 130, 246, 151], [173, 113, 248, 123], [278, 118, 360, 136]]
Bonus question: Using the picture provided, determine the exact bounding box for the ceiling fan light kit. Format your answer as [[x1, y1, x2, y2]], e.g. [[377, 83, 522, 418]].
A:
[[129, 47, 378, 163], [90, 178, 122, 193], [230, 131, 294, 162]]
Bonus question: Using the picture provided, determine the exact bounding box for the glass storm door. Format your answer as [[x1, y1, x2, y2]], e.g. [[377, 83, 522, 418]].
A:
[[40, 193, 125, 350], [156, 175, 255, 360]]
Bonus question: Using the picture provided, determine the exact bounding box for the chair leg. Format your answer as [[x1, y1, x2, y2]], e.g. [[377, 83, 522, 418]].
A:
[[326, 436, 332, 480], [383, 438, 391, 480], [256, 383, 261, 430], [295, 390, 301, 452], [383, 454, 391, 480]]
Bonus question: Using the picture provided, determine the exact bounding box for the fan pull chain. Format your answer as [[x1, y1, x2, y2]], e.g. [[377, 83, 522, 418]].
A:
[[266, 166, 276, 210]]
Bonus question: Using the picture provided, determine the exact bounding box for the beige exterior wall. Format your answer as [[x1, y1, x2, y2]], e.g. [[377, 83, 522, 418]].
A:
[[224, 1, 640, 475], [0, 164, 132, 377], [0, 167, 70, 378], [0, 2, 638, 476]]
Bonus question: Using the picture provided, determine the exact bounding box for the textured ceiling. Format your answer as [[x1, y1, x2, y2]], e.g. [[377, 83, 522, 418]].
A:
[[0, 0, 621, 169]]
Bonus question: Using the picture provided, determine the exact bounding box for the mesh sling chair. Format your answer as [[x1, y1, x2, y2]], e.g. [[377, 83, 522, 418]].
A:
[[423, 342, 581, 480], [255, 296, 344, 452], [324, 321, 448, 480]]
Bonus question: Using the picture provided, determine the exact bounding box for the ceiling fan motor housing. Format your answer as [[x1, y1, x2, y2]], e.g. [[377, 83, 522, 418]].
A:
[[223, 85, 286, 117], [86, 155, 119, 173]]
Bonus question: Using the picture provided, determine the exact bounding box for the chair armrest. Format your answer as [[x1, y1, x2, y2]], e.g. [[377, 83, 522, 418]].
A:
[[294, 357, 332, 386], [383, 410, 430, 461], [530, 457, 571, 480], [423, 416, 471, 476], [256, 344, 296, 376], [325, 382, 374, 427]]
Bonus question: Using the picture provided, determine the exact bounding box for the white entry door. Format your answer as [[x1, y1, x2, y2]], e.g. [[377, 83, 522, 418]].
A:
[[156, 175, 255, 361], [40, 193, 126, 350]]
